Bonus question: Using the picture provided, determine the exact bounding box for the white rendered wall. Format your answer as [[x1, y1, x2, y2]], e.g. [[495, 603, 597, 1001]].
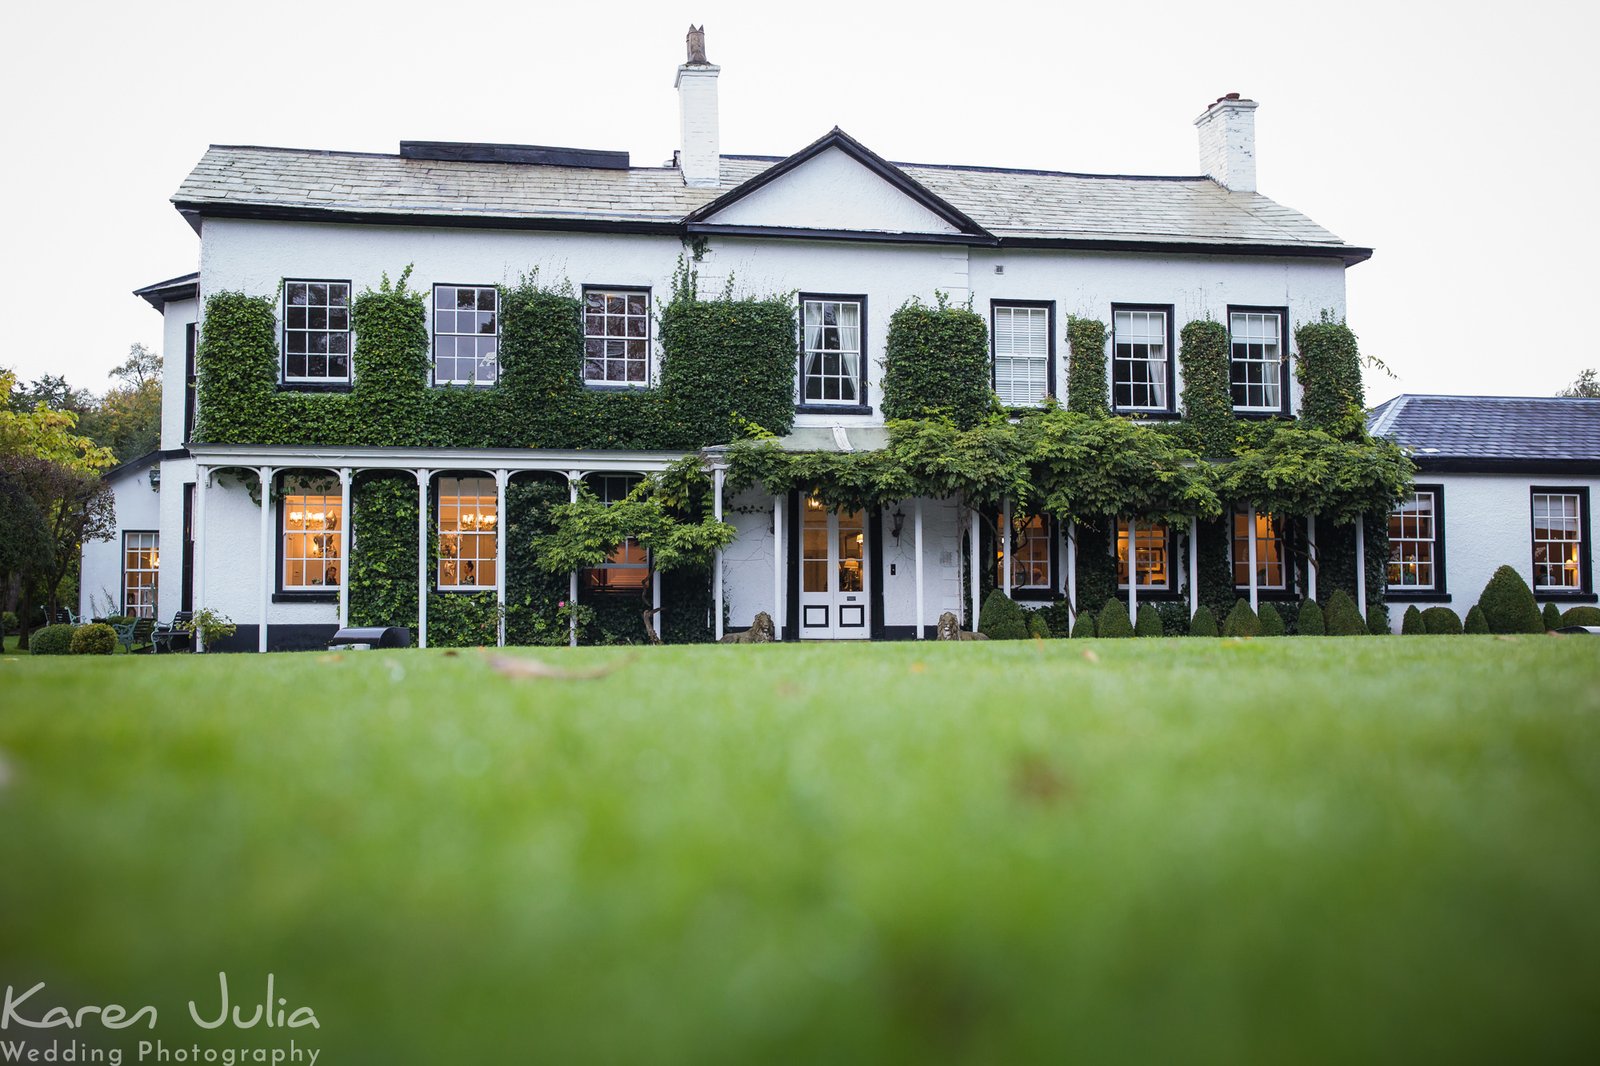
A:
[[704, 148, 962, 235], [80, 471, 162, 619], [159, 297, 199, 450]]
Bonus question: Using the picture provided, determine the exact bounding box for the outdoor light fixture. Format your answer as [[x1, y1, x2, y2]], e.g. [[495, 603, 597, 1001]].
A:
[[890, 507, 906, 542], [148, 468, 161, 492]]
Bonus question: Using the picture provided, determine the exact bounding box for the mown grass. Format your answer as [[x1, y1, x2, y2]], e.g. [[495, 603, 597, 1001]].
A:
[[1, 637, 1597, 1064]]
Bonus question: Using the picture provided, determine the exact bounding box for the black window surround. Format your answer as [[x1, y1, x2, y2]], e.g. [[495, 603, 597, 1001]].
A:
[[1226, 304, 1292, 418], [581, 285, 653, 390], [989, 299, 1056, 410], [990, 508, 1060, 602], [1529, 485, 1595, 602], [1114, 518, 1184, 600], [1386, 485, 1449, 602], [280, 279, 354, 387], [431, 283, 500, 388], [580, 474, 652, 595], [273, 472, 342, 602], [1111, 303, 1178, 417], [797, 292, 872, 415]]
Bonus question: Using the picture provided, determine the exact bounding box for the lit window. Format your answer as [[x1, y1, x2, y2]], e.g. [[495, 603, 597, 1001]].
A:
[[800, 296, 863, 405], [1229, 309, 1284, 412], [283, 281, 351, 383], [1008, 512, 1051, 589], [1232, 507, 1287, 589], [1116, 519, 1170, 589], [438, 476, 498, 589], [582, 475, 650, 592], [1113, 307, 1171, 411], [123, 532, 159, 619], [584, 289, 650, 386], [283, 484, 343, 589], [993, 303, 1050, 407], [1532, 490, 1586, 591], [1388, 490, 1440, 590], [433, 285, 498, 385]]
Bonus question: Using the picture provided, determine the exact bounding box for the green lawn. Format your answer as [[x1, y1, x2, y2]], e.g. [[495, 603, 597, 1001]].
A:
[[2, 638, 1598, 1064]]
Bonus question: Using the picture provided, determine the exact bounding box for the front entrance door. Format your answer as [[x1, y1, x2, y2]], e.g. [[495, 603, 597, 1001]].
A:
[[799, 497, 869, 639]]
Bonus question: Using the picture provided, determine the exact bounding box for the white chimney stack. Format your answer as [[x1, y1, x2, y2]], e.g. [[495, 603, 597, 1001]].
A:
[[675, 25, 721, 188], [1194, 93, 1258, 193]]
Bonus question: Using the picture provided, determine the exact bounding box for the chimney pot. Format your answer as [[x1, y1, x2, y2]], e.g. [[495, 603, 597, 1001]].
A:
[[675, 26, 721, 187]]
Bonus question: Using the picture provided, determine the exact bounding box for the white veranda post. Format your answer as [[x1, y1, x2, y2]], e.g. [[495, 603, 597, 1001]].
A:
[[193, 466, 209, 652], [1001, 498, 1013, 597], [1247, 504, 1260, 613], [712, 466, 725, 641], [567, 473, 579, 648], [1066, 522, 1077, 626], [1188, 517, 1200, 620], [772, 494, 783, 640], [416, 470, 430, 649], [1306, 514, 1318, 603], [968, 506, 980, 632], [913, 499, 925, 640], [1126, 518, 1138, 623], [1355, 517, 1368, 619], [494, 470, 509, 647], [257, 466, 275, 653], [338, 469, 352, 630]]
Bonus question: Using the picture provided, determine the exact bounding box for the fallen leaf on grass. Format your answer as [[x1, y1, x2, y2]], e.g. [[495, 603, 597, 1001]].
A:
[[318, 653, 344, 663], [1081, 649, 1100, 663], [1012, 754, 1072, 807], [1494, 635, 1520, 642], [487, 654, 635, 681], [909, 661, 927, 674], [442, 649, 460, 657]]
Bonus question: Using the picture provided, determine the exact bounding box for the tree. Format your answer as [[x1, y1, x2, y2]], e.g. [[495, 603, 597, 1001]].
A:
[[6, 373, 93, 415], [1557, 369, 1600, 398]]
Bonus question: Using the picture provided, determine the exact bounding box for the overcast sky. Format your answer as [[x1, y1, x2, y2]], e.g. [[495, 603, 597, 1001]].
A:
[[4, 0, 1596, 403]]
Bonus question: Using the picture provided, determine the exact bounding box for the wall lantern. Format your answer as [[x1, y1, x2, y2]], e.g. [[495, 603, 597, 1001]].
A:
[[890, 507, 906, 543], [148, 467, 161, 492]]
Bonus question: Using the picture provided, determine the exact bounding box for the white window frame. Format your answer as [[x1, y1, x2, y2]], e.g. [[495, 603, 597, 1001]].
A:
[[1388, 490, 1439, 591], [582, 475, 650, 592], [799, 295, 865, 407], [1531, 490, 1586, 592], [437, 476, 499, 591], [1112, 306, 1172, 413], [583, 288, 651, 388], [282, 280, 352, 384], [1009, 511, 1052, 590], [992, 302, 1051, 408], [281, 482, 344, 591], [1229, 309, 1285, 413], [1116, 519, 1171, 590], [432, 284, 499, 386], [122, 531, 159, 619], [1232, 506, 1288, 590]]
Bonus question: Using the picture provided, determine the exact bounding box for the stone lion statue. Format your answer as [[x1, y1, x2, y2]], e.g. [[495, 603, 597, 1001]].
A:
[[937, 611, 988, 640], [720, 611, 776, 643]]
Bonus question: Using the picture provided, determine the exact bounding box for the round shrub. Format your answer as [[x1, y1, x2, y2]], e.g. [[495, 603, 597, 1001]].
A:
[[1401, 605, 1425, 635], [1223, 599, 1261, 638], [1297, 599, 1325, 636], [1463, 605, 1490, 634], [978, 589, 1029, 640], [1258, 602, 1285, 637], [1476, 565, 1543, 634], [70, 623, 118, 655], [1541, 602, 1563, 631], [1134, 603, 1163, 638], [1188, 605, 1218, 637], [1325, 590, 1367, 636], [30, 624, 74, 656], [1422, 606, 1462, 635], [1070, 611, 1096, 639], [1561, 605, 1600, 628], [1027, 611, 1052, 640], [1097, 598, 1134, 638], [1, 610, 17, 635]]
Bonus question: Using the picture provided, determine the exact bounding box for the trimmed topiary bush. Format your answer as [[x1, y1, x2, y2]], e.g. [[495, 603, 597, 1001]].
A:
[[1223, 599, 1261, 638], [70, 623, 117, 655], [1542, 601, 1563, 631], [978, 589, 1030, 640], [1401, 605, 1425, 635], [1464, 605, 1490, 634], [1189, 605, 1218, 637], [1325, 590, 1367, 636], [30, 624, 74, 655], [1297, 598, 1324, 636], [1135, 603, 1163, 638], [1258, 602, 1285, 636], [2, 610, 17, 635], [1097, 598, 1134, 638], [1421, 606, 1463, 635], [1367, 603, 1390, 635], [1476, 565, 1543, 634], [1027, 611, 1052, 640], [1560, 605, 1600, 628], [1071, 611, 1097, 639]]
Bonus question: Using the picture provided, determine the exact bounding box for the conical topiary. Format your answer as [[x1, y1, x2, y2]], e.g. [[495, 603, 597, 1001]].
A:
[[1368, 603, 1390, 635], [1027, 611, 1052, 640], [1325, 589, 1367, 635], [1189, 606, 1218, 637], [1098, 598, 1134, 638], [1071, 611, 1097, 639], [1223, 599, 1261, 638], [1463, 605, 1490, 634], [1401, 605, 1425, 634], [1258, 602, 1285, 636], [1422, 606, 1463, 635], [1135, 603, 1163, 638], [978, 589, 1030, 640], [1476, 565, 1544, 634], [1542, 601, 1563, 631], [1298, 598, 1325, 636]]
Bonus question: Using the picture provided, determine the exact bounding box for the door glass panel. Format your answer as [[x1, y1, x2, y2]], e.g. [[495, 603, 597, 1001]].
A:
[[838, 509, 864, 592], [803, 497, 830, 593]]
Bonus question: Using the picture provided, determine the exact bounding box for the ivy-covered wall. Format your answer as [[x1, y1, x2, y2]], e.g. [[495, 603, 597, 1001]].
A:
[[880, 297, 993, 428]]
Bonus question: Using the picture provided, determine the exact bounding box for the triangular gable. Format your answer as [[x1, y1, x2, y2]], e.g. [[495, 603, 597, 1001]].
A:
[[685, 128, 995, 244]]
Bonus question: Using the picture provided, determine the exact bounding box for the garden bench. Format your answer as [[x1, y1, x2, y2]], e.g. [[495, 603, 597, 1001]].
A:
[[111, 618, 156, 654], [151, 612, 193, 653]]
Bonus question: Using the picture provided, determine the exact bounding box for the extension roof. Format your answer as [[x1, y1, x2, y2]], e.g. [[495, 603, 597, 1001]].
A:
[[132, 272, 199, 311], [1368, 395, 1600, 472], [171, 129, 1369, 263]]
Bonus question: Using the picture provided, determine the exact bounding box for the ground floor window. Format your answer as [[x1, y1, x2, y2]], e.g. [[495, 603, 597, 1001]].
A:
[[1233, 507, 1288, 590], [582, 475, 649, 593], [1532, 489, 1588, 592], [438, 476, 498, 589], [1116, 519, 1170, 589], [282, 480, 342, 590], [122, 531, 158, 618], [1007, 512, 1052, 589], [1389, 488, 1441, 591]]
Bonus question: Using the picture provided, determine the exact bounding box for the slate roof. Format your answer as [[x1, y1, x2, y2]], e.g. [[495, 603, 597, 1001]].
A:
[[171, 140, 1366, 260], [1368, 395, 1600, 468], [132, 271, 199, 310]]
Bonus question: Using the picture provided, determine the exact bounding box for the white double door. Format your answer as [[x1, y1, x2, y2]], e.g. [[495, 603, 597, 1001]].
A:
[[798, 498, 870, 639]]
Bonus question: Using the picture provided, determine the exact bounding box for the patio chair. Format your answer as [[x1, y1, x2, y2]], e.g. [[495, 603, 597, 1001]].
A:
[[151, 612, 194, 653]]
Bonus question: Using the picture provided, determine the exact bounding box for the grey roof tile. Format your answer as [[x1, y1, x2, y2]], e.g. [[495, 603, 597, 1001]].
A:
[[1368, 395, 1600, 463]]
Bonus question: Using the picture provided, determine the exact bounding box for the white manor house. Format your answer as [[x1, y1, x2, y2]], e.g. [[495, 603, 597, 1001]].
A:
[[82, 30, 1600, 649]]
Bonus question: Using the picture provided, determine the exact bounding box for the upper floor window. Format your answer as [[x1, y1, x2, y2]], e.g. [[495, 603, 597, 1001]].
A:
[[800, 295, 865, 407], [992, 302, 1052, 408], [123, 531, 159, 619], [1116, 518, 1171, 589], [283, 281, 351, 383], [582, 475, 650, 592], [1531, 488, 1589, 593], [1113, 306, 1173, 413], [282, 479, 343, 590], [434, 285, 498, 386], [1228, 307, 1287, 413], [438, 476, 498, 590], [584, 289, 650, 387], [1233, 506, 1288, 590], [1389, 488, 1442, 592]]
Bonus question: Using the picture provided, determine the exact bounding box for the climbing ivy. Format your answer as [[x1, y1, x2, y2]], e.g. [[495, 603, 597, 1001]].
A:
[[1064, 316, 1109, 416], [1295, 312, 1367, 440], [1178, 318, 1235, 455], [880, 295, 995, 427]]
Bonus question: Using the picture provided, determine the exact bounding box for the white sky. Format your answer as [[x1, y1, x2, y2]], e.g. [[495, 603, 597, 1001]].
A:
[[3, 0, 1596, 403]]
